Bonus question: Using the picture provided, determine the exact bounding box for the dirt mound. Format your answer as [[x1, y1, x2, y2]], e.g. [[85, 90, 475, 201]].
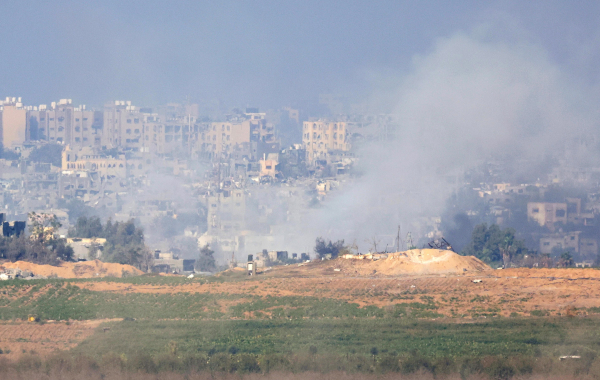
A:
[[0, 260, 143, 278], [338, 249, 491, 276]]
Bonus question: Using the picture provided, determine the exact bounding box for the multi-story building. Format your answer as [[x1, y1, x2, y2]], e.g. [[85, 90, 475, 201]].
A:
[[26, 99, 103, 147], [0, 97, 27, 149], [527, 202, 568, 229], [302, 120, 350, 165], [62, 146, 128, 177], [103, 101, 200, 155], [196, 109, 279, 161], [199, 121, 251, 159]]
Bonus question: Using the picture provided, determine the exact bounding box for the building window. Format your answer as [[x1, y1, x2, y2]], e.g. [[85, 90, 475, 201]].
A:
[[134, 129, 139, 134], [75, 127, 80, 132], [556, 210, 566, 217], [127, 119, 132, 123], [126, 129, 131, 134]]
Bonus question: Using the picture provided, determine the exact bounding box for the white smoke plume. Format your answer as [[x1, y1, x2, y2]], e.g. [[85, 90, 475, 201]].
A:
[[282, 28, 598, 253]]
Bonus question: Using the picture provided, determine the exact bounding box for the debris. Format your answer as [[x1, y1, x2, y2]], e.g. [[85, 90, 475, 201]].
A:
[[334, 268, 341, 272], [559, 356, 581, 361], [472, 279, 482, 283], [187, 274, 194, 279]]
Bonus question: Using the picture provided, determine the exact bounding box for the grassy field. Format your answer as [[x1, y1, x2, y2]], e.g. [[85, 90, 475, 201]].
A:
[[0, 278, 442, 321], [2, 274, 600, 377], [72, 317, 597, 359]]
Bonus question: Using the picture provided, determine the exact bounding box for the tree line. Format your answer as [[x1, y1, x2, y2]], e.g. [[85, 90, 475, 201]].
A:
[[69, 216, 152, 271]]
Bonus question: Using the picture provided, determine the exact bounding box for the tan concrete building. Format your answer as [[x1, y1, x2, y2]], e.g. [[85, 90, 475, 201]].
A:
[[0, 97, 27, 149], [260, 153, 278, 178], [302, 121, 350, 164], [26, 100, 102, 147], [199, 121, 251, 158], [62, 146, 128, 177], [539, 231, 580, 254], [103, 101, 199, 155], [527, 202, 568, 228]]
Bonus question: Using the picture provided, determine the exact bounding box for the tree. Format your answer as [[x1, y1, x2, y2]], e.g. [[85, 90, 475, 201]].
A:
[[69, 216, 103, 238], [69, 216, 149, 269], [558, 251, 574, 268], [0, 234, 73, 265], [314, 237, 346, 259], [196, 244, 216, 272], [461, 223, 528, 266]]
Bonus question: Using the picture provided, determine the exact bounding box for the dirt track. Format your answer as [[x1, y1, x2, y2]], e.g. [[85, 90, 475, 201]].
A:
[[0, 320, 106, 359]]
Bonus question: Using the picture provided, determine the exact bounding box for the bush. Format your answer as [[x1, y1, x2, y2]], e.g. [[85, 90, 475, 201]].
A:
[[128, 354, 157, 373]]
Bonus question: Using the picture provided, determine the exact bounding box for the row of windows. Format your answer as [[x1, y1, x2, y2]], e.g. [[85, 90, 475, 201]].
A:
[[304, 132, 345, 141], [38, 117, 88, 122], [304, 123, 345, 131]]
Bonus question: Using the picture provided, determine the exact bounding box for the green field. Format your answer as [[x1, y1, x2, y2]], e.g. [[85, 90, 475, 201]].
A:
[[0, 278, 441, 321], [2, 276, 600, 378], [74, 318, 596, 359]]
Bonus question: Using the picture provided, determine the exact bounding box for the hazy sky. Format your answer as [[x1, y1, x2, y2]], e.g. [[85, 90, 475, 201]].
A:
[[1, 1, 600, 110]]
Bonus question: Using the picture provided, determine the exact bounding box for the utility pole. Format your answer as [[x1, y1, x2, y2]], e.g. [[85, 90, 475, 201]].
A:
[[396, 225, 401, 252]]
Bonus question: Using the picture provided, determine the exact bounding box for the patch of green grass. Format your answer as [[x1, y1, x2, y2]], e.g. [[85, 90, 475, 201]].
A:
[[0, 280, 441, 321], [72, 317, 594, 361]]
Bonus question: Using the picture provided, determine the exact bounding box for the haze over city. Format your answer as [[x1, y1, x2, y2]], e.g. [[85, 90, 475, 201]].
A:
[[1, 2, 600, 379]]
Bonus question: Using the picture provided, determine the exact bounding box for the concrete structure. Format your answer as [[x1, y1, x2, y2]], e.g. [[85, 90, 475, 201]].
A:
[[527, 202, 568, 229], [259, 153, 278, 178], [67, 237, 106, 261], [0, 97, 27, 149], [539, 231, 580, 254], [26, 99, 102, 147], [62, 146, 128, 177], [302, 121, 350, 164], [151, 251, 195, 273]]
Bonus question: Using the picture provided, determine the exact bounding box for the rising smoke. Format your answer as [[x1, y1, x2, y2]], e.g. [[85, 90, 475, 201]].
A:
[[282, 26, 599, 253]]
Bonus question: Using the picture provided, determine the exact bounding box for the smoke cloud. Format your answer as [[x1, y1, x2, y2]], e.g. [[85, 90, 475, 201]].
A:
[[283, 27, 599, 253]]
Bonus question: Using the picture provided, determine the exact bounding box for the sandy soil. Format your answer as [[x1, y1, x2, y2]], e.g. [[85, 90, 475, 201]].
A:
[[334, 249, 490, 275], [73, 258, 600, 318], [0, 260, 143, 278], [0, 320, 107, 359]]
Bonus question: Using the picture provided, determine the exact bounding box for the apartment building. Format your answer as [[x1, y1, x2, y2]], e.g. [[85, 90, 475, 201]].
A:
[[199, 121, 251, 158], [26, 99, 103, 147], [0, 97, 27, 149], [527, 202, 568, 229], [302, 121, 350, 164]]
